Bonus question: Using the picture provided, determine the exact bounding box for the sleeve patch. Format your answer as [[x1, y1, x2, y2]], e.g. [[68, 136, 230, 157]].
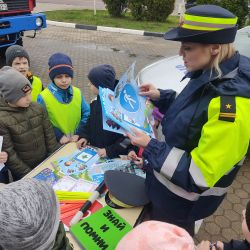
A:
[[219, 96, 236, 122]]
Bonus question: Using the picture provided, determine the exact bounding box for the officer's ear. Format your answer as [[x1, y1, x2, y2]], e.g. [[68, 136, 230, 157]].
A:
[[210, 44, 220, 56]]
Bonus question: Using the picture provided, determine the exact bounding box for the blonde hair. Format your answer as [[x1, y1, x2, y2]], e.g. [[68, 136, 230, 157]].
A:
[[209, 43, 236, 78]]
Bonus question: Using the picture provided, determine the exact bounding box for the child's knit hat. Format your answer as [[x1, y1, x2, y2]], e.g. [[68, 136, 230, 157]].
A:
[[116, 221, 195, 250], [0, 66, 32, 103], [0, 178, 60, 250], [48, 53, 74, 81], [88, 64, 116, 91], [246, 200, 250, 232], [5, 45, 30, 66]]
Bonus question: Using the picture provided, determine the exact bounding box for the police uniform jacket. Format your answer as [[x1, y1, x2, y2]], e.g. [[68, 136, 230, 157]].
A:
[[143, 52, 250, 221]]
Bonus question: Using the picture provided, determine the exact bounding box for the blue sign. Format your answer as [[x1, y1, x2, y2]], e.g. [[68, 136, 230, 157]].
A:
[[119, 84, 139, 112]]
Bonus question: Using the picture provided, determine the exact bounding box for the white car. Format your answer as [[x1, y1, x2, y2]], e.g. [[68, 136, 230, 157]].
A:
[[137, 26, 250, 92]]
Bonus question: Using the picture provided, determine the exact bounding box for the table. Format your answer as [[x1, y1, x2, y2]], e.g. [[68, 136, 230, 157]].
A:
[[25, 142, 143, 249]]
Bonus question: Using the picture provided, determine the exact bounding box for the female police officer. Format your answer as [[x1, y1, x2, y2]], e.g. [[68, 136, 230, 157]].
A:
[[127, 4, 250, 235]]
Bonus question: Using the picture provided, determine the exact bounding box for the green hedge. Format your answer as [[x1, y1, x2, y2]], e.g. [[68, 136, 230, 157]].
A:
[[103, 0, 128, 17], [128, 0, 146, 20], [129, 0, 175, 22], [145, 0, 175, 22], [196, 0, 249, 28]]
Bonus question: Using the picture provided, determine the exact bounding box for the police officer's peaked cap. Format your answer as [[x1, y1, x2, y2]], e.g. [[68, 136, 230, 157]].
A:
[[104, 170, 149, 209], [165, 5, 238, 44]]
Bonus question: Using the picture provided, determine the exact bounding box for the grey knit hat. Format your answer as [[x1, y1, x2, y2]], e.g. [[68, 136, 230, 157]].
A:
[[0, 178, 60, 250], [5, 45, 30, 66], [0, 66, 32, 103]]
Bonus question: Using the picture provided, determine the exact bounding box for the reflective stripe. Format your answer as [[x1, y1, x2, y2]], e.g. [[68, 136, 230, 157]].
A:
[[200, 186, 228, 197], [160, 147, 185, 179], [153, 170, 227, 202], [182, 14, 237, 31], [238, 156, 246, 166], [154, 170, 199, 201], [183, 20, 235, 29], [189, 160, 208, 188], [182, 24, 221, 31], [184, 14, 238, 25]]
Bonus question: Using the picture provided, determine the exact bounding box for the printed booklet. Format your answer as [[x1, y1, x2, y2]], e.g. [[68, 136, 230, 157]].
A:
[[100, 62, 154, 136], [33, 146, 145, 192]]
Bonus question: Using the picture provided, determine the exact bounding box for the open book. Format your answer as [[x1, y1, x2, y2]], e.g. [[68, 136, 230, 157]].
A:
[[100, 62, 154, 136]]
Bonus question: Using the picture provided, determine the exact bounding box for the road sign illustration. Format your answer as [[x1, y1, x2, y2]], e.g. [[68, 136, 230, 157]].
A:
[[120, 84, 139, 112]]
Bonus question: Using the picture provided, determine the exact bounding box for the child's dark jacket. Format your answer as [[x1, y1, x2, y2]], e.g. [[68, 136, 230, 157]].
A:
[[0, 97, 59, 180], [77, 96, 133, 158]]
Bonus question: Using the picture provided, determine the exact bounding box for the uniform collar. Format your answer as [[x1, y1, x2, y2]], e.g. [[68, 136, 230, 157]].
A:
[[166, 52, 240, 119]]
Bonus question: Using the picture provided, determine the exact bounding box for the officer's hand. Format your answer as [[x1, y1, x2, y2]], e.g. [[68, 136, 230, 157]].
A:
[[127, 128, 151, 148], [139, 83, 160, 101], [60, 135, 70, 145], [77, 138, 88, 149], [0, 152, 8, 164]]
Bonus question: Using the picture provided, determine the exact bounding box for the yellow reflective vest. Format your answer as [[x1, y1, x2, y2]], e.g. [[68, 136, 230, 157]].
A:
[[40, 87, 82, 135], [31, 76, 43, 102]]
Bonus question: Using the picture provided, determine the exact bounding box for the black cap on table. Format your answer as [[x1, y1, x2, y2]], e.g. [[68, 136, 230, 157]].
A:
[[104, 170, 149, 209]]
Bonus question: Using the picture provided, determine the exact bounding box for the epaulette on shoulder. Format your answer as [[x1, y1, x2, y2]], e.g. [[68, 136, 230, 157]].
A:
[[219, 96, 236, 122]]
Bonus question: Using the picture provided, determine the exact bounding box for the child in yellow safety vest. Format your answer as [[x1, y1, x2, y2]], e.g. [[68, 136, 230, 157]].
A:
[[5, 45, 43, 102], [37, 53, 90, 145]]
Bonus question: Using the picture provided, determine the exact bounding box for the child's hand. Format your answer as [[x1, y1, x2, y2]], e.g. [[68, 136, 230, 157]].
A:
[[70, 135, 79, 142], [128, 151, 143, 168], [128, 151, 137, 160], [0, 152, 8, 164], [197, 241, 217, 250], [77, 138, 88, 149], [133, 157, 143, 169], [98, 148, 107, 158], [216, 241, 224, 250], [197, 241, 210, 250], [60, 135, 70, 145]]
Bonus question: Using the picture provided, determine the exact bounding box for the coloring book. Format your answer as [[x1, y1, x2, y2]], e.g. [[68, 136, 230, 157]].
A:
[[50, 146, 145, 192]]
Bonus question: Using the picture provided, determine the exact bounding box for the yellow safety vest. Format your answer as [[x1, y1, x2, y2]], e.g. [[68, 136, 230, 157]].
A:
[[31, 76, 43, 102], [40, 87, 82, 135]]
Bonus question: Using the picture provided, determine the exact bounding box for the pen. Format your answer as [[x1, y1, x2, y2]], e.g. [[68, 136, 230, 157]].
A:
[[70, 180, 106, 226]]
